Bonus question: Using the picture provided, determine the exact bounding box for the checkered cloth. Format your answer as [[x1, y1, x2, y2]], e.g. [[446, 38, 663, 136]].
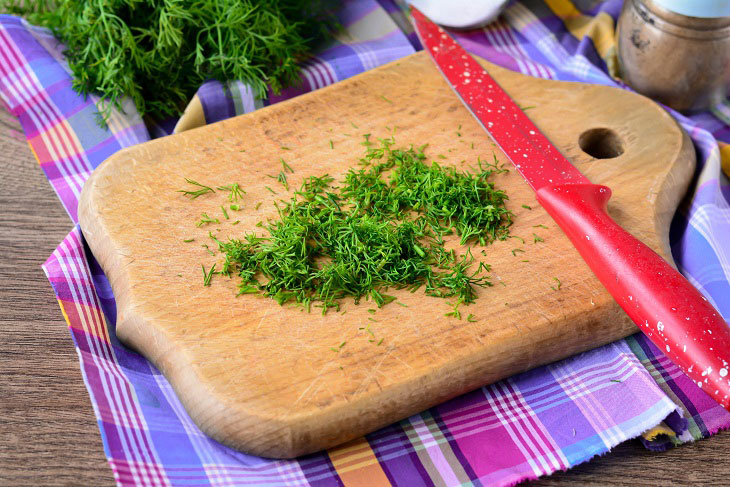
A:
[[2, 0, 729, 485]]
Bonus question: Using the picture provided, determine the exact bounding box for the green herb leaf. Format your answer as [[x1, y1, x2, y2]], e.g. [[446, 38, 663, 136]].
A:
[[202, 263, 216, 286], [196, 213, 220, 227], [217, 183, 245, 202], [178, 179, 215, 199]]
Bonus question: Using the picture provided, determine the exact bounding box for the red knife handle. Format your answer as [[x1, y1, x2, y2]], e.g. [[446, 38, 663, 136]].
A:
[[536, 183, 730, 409]]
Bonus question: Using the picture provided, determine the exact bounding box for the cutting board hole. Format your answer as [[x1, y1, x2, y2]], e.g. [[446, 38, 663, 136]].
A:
[[579, 128, 624, 159]]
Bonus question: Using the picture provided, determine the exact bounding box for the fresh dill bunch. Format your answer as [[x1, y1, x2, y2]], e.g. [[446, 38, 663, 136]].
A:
[[6, 0, 339, 122], [207, 138, 513, 314]]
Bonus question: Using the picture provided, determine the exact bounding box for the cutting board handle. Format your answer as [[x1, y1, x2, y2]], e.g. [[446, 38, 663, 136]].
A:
[[536, 183, 730, 408]]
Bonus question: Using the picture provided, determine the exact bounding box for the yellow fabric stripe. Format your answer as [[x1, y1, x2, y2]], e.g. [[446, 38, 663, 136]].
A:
[[641, 422, 676, 441], [543, 0, 619, 77], [57, 298, 72, 328]]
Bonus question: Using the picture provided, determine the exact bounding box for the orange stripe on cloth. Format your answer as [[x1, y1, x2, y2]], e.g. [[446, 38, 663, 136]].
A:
[[58, 297, 111, 343], [327, 437, 390, 486]]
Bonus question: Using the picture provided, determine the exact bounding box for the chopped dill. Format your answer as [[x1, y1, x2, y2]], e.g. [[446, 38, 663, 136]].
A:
[[281, 146, 290, 150], [196, 213, 220, 227], [201, 137, 513, 314], [510, 235, 525, 244], [277, 171, 289, 190], [533, 224, 548, 229], [551, 277, 562, 291], [521, 259, 530, 262], [265, 186, 277, 194], [230, 204, 241, 211], [329, 140, 334, 149], [202, 263, 216, 286], [444, 300, 462, 320], [377, 338, 384, 346], [522, 204, 532, 210], [467, 314, 477, 322], [511, 248, 525, 257], [232, 220, 240, 225], [380, 94, 393, 104], [183, 238, 195, 243], [330, 341, 347, 353], [217, 183, 245, 202], [350, 122, 358, 129], [610, 379, 622, 383], [395, 301, 408, 307], [221, 206, 229, 220], [178, 179, 215, 199], [533, 233, 544, 243], [281, 158, 294, 173], [255, 202, 262, 210], [367, 309, 376, 314]]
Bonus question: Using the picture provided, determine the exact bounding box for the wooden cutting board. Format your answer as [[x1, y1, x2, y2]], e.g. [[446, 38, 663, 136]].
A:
[[78, 51, 695, 458]]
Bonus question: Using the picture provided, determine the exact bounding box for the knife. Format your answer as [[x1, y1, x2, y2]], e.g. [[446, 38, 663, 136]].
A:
[[412, 7, 730, 410]]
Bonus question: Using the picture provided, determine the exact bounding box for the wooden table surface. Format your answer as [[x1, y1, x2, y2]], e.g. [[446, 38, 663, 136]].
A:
[[0, 104, 729, 486]]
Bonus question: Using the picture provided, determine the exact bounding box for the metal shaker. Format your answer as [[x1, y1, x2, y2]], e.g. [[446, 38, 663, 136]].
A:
[[617, 0, 730, 112]]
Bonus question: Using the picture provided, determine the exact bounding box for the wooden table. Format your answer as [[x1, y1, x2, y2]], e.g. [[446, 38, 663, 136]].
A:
[[0, 105, 728, 486]]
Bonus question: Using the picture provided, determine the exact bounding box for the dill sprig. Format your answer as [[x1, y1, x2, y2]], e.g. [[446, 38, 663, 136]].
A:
[[281, 158, 294, 173], [209, 137, 513, 314], [217, 183, 246, 202], [276, 171, 289, 190], [178, 179, 215, 199], [202, 263, 216, 286], [196, 213, 220, 227]]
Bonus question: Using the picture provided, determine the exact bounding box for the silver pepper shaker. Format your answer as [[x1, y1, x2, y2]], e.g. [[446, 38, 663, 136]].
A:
[[617, 0, 730, 112]]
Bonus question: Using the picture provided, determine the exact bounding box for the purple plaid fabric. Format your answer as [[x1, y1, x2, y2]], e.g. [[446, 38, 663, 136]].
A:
[[2, 0, 729, 485]]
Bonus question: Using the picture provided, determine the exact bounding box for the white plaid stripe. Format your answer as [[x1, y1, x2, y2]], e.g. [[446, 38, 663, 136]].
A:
[[150, 374, 237, 486], [55, 236, 155, 485], [493, 381, 568, 471], [503, 2, 611, 84], [56, 231, 171, 486], [274, 459, 311, 486], [407, 415, 460, 485], [482, 385, 546, 476], [0, 26, 87, 200]]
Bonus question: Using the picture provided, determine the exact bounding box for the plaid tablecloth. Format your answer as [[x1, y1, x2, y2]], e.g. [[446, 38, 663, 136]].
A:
[[2, 0, 729, 485]]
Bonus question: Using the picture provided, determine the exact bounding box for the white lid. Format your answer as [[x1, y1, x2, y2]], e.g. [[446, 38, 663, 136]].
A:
[[653, 0, 730, 18]]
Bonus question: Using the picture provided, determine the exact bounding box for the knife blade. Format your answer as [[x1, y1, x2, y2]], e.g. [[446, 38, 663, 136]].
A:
[[412, 7, 730, 410]]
